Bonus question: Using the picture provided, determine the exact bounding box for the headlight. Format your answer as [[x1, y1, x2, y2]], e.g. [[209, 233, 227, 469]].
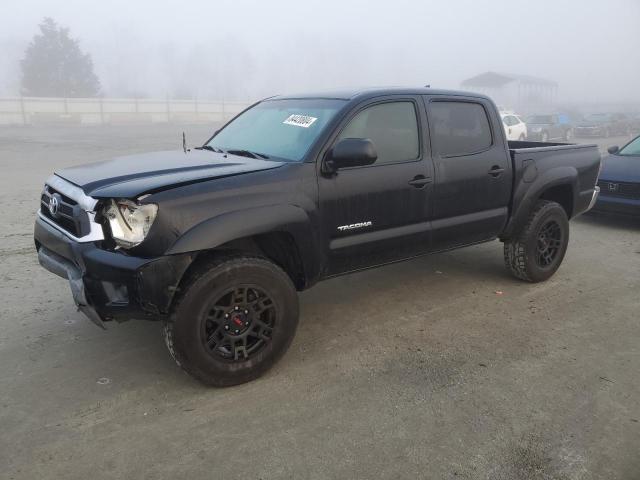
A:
[[104, 199, 158, 248]]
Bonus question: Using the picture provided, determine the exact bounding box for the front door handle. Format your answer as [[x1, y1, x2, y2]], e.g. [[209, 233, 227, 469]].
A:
[[488, 166, 505, 177], [408, 175, 432, 188]]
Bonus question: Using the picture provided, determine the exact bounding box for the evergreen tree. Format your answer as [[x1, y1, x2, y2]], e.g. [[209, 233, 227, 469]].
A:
[[20, 18, 101, 97]]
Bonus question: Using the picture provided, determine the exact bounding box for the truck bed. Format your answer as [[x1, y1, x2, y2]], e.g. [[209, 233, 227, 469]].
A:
[[503, 140, 601, 236]]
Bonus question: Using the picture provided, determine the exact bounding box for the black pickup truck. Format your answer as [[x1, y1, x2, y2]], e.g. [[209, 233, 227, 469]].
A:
[[34, 87, 601, 386]]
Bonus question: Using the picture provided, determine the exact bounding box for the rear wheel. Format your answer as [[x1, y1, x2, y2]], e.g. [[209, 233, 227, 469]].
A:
[[504, 200, 569, 282], [164, 255, 299, 386]]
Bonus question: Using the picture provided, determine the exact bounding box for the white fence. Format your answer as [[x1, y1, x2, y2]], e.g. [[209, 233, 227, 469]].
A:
[[0, 97, 252, 126]]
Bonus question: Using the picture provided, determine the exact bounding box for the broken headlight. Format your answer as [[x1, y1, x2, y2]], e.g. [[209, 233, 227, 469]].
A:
[[103, 199, 158, 248]]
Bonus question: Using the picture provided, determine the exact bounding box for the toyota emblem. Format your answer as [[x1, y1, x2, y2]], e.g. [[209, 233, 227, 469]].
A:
[[48, 195, 60, 217]]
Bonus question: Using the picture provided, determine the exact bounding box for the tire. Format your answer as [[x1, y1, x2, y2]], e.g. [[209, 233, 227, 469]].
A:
[[564, 128, 573, 141], [541, 132, 549, 142], [504, 200, 570, 283], [163, 255, 299, 387]]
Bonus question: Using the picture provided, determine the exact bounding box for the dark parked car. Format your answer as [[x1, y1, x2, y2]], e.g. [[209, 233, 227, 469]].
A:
[[34, 87, 601, 386], [593, 135, 640, 216], [526, 114, 573, 142], [574, 113, 632, 138]]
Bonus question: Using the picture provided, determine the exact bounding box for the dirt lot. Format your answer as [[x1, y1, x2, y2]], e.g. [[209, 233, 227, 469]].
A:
[[0, 125, 638, 479]]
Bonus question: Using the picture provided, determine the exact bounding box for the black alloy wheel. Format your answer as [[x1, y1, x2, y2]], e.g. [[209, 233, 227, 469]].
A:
[[503, 200, 570, 282], [535, 219, 563, 268], [202, 286, 276, 361], [164, 255, 299, 387]]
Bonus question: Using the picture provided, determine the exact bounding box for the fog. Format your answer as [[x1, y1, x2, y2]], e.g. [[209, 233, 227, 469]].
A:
[[2, 0, 639, 104]]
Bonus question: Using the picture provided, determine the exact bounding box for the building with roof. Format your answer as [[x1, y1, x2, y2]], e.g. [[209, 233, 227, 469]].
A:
[[460, 71, 558, 113]]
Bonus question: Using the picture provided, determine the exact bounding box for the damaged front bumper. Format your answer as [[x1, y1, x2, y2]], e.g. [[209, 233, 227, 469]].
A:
[[34, 216, 193, 327]]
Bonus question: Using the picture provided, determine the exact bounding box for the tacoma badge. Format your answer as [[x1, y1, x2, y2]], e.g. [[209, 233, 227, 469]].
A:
[[337, 221, 373, 232]]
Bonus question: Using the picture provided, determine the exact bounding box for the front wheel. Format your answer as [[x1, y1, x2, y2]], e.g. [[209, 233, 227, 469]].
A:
[[504, 200, 570, 282], [164, 255, 299, 387]]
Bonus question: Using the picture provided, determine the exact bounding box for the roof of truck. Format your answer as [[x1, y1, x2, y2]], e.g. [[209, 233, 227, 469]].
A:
[[270, 87, 491, 102]]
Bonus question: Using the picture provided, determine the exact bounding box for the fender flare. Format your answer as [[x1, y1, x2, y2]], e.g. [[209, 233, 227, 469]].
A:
[[166, 204, 321, 283], [504, 166, 578, 238]]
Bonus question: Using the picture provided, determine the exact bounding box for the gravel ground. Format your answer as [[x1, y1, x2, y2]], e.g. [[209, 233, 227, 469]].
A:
[[0, 125, 638, 480]]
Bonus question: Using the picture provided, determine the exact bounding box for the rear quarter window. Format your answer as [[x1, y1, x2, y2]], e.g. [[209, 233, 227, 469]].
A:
[[429, 101, 493, 157]]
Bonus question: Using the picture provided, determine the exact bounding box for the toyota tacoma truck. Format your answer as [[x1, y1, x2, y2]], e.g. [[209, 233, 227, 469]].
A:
[[34, 87, 601, 386]]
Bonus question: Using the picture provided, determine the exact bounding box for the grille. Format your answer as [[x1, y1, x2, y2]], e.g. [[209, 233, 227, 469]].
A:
[[39, 176, 104, 242], [597, 180, 640, 199], [40, 185, 88, 237]]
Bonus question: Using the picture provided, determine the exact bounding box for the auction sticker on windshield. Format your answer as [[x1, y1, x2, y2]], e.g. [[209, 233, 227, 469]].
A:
[[283, 114, 317, 128]]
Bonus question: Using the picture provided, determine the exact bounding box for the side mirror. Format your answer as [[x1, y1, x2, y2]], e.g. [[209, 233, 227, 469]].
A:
[[325, 138, 377, 172], [607, 146, 620, 154]]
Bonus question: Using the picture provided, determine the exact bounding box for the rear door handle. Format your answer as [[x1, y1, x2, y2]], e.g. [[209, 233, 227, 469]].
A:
[[408, 175, 432, 188], [488, 166, 505, 177]]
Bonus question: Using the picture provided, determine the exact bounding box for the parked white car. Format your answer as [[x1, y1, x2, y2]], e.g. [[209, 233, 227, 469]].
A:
[[501, 113, 528, 141]]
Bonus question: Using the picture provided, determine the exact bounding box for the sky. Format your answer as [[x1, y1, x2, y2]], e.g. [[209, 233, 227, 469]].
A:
[[1, 0, 639, 104]]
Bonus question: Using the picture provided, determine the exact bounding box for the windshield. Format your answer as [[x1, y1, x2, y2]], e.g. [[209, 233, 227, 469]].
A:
[[619, 136, 640, 156], [527, 115, 553, 124], [206, 98, 346, 162]]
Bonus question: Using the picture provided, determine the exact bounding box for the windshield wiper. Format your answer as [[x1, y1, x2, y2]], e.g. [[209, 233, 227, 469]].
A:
[[225, 149, 270, 159], [194, 145, 224, 153]]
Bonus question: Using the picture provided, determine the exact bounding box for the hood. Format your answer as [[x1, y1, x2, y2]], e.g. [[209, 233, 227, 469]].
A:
[[599, 154, 640, 183], [55, 150, 286, 198]]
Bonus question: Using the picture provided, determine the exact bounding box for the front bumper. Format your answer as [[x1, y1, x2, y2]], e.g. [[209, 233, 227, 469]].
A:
[[527, 131, 544, 140], [591, 194, 640, 217], [574, 128, 604, 137], [34, 215, 193, 327]]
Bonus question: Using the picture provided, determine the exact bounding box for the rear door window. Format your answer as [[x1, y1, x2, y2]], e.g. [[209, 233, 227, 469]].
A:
[[428, 101, 493, 157]]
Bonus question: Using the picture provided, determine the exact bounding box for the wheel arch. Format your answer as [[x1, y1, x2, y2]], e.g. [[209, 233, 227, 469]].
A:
[[503, 167, 577, 239], [166, 205, 322, 291], [539, 184, 574, 218]]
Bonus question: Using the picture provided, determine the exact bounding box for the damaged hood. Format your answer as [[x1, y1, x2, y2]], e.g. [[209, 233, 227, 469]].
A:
[[55, 149, 286, 198]]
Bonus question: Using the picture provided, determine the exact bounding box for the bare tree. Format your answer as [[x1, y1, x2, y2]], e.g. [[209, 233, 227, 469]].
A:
[[20, 17, 101, 97]]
